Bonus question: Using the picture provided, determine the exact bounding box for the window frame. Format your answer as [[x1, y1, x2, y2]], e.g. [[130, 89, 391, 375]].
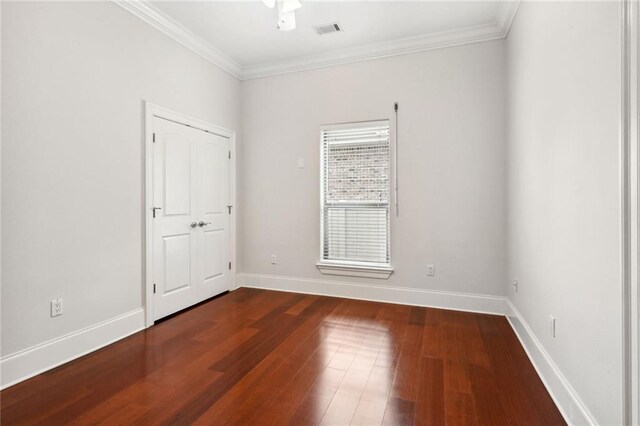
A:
[[317, 120, 394, 279]]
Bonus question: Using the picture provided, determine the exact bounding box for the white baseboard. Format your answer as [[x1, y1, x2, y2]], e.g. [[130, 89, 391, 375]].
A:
[[505, 299, 596, 425], [0, 283, 590, 425], [237, 273, 508, 315], [0, 308, 145, 390]]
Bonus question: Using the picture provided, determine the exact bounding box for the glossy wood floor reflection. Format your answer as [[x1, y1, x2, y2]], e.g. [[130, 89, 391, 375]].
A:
[[1, 289, 565, 425]]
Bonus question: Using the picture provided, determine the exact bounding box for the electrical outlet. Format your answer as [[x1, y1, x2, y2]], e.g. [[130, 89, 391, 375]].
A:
[[513, 279, 519, 293], [427, 264, 435, 277], [550, 315, 556, 338], [271, 255, 277, 265], [51, 299, 63, 317]]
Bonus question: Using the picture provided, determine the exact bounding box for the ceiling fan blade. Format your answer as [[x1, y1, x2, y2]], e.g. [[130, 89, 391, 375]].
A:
[[278, 0, 302, 15]]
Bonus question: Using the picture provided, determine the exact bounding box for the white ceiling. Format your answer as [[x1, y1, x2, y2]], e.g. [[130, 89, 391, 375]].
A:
[[152, 1, 501, 66], [122, 1, 519, 79]]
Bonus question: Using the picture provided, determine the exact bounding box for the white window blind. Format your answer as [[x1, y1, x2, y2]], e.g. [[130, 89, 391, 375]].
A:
[[320, 121, 391, 267]]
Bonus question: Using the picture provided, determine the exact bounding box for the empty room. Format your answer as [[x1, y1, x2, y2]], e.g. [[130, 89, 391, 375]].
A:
[[1, 0, 639, 425]]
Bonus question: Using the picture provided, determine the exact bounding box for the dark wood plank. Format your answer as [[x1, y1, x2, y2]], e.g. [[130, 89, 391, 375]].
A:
[[415, 356, 445, 426], [0, 288, 566, 425]]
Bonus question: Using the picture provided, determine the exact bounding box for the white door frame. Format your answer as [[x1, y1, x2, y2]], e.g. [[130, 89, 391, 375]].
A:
[[143, 101, 237, 328], [622, 0, 639, 424]]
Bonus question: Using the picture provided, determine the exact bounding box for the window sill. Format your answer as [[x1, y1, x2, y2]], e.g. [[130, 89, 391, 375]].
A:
[[316, 262, 394, 279]]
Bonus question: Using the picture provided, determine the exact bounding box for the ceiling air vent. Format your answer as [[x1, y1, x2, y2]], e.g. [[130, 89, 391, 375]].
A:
[[313, 23, 342, 36]]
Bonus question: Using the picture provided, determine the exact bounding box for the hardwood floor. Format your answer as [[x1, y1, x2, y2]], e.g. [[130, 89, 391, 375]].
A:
[[0, 288, 565, 425]]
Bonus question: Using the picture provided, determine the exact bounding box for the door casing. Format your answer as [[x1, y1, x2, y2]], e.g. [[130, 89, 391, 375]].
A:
[[622, 0, 639, 424], [144, 101, 237, 327]]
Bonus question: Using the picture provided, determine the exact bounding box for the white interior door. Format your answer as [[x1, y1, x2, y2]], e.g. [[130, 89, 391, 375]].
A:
[[197, 126, 232, 301], [152, 117, 231, 320]]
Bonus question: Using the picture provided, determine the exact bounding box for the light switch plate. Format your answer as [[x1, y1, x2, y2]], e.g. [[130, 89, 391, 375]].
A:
[[427, 264, 435, 277]]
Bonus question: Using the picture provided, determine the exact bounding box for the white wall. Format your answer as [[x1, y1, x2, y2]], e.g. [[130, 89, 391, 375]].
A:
[[239, 40, 507, 297], [1, 1, 240, 357], [3, 2, 626, 421], [506, 2, 622, 424]]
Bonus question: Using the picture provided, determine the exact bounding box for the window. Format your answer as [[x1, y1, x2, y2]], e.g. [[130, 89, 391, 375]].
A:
[[318, 120, 393, 278]]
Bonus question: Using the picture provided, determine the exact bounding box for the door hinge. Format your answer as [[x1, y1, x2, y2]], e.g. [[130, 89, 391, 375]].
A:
[[228, 262, 232, 270], [227, 205, 232, 214], [153, 283, 156, 294], [228, 151, 231, 159], [153, 133, 156, 143]]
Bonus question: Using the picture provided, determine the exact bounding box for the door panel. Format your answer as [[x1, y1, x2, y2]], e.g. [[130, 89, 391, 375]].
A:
[[153, 118, 199, 319], [152, 116, 231, 320], [203, 229, 224, 280], [201, 142, 227, 215], [163, 137, 191, 215], [163, 234, 191, 293], [197, 132, 230, 300]]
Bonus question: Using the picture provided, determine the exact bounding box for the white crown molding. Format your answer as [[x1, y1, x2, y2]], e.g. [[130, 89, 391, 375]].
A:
[[112, 0, 243, 79], [113, 0, 520, 81], [243, 1, 520, 79], [243, 1, 521, 80], [243, 22, 506, 79], [496, 0, 521, 38]]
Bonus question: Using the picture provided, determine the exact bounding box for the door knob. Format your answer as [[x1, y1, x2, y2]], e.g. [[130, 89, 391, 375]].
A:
[[190, 222, 198, 228], [198, 221, 211, 227]]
